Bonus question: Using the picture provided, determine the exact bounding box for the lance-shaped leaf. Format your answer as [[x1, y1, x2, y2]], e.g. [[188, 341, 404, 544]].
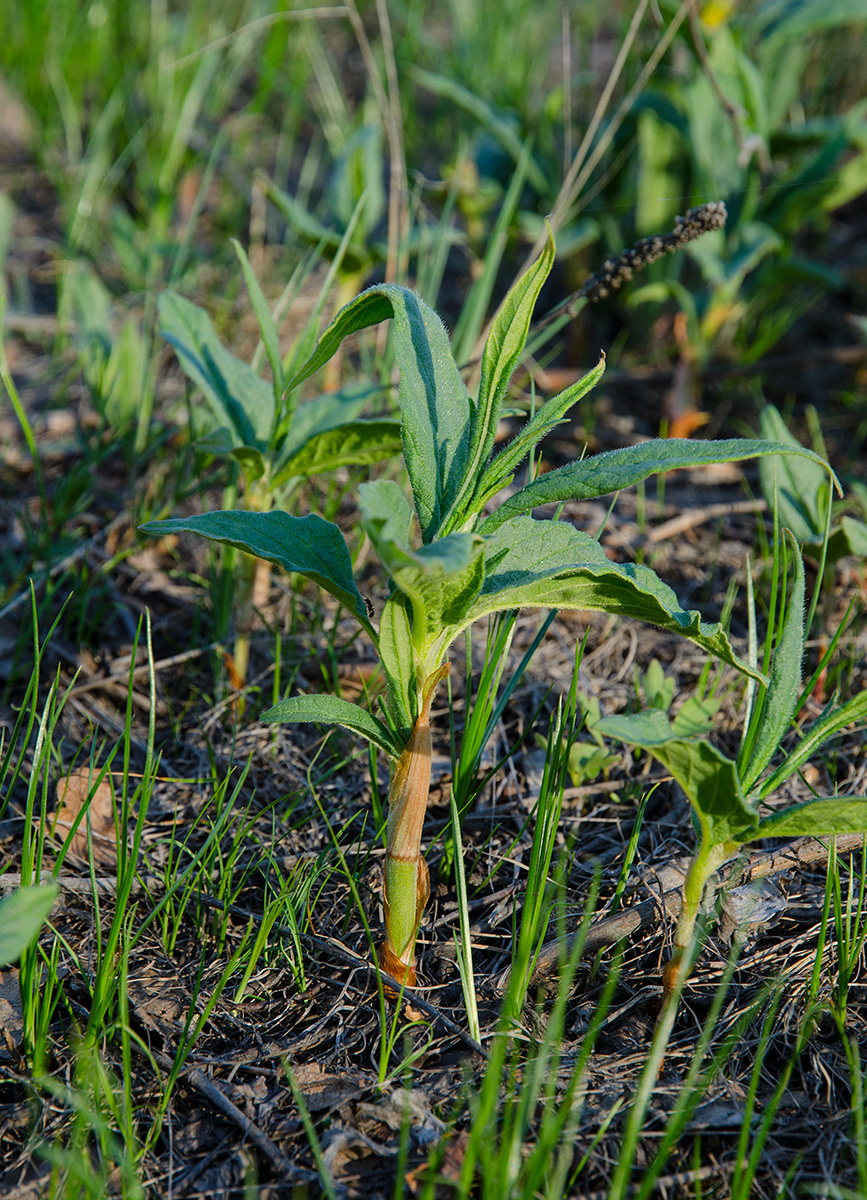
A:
[[158, 291, 274, 448], [757, 689, 867, 800], [740, 533, 805, 793], [232, 238, 283, 408], [464, 517, 763, 678], [439, 228, 557, 534], [139, 511, 374, 637], [469, 356, 606, 516], [598, 710, 760, 848], [272, 419, 402, 487], [261, 694, 402, 759], [754, 797, 867, 841], [286, 285, 474, 543], [479, 438, 840, 535], [379, 592, 417, 737]]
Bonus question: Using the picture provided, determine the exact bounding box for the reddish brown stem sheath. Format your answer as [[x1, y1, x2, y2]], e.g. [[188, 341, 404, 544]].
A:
[[378, 664, 449, 988]]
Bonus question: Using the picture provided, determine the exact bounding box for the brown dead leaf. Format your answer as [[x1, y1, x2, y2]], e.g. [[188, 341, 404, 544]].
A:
[[53, 768, 119, 869], [290, 1062, 369, 1112], [0, 969, 23, 1061]]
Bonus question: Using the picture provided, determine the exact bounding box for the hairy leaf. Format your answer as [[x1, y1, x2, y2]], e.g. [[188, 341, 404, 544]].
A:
[[757, 689, 867, 800], [261, 694, 402, 759], [599, 712, 759, 848], [755, 798, 867, 841], [480, 437, 838, 534], [158, 291, 274, 447], [358, 479, 415, 568], [465, 518, 763, 678], [139, 511, 373, 636], [273, 419, 402, 485], [0, 885, 60, 966], [471, 356, 606, 514], [286, 285, 474, 542], [391, 534, 487, 651], [441, 229, 557, 532], [378, 592, 416, 736], [758, 406, 827, 543]]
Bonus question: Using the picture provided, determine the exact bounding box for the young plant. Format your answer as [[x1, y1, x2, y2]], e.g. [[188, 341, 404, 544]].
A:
[[141, 228, 832, 987], [154, 239, 401, 685], [598, 534, 867, 1006]]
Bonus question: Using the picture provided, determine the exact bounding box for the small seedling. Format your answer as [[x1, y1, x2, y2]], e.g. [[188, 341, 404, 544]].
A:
[[599, 534, 867, 1007], [142, 228, 832, 987]]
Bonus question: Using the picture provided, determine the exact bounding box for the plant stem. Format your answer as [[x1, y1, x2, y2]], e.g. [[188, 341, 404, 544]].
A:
[[380, 663, 449, 986], [662, 841, 729, 1005]]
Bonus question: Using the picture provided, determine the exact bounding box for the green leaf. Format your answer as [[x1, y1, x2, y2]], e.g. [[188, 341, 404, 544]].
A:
[[232, 238, 284, 406], [157, 291, 274, 448], [261, 694, 402, 759], [758, 406, 827, 543], [139, 511, 373, 636], [0, 884, 60, 966], [391, 533, 487, 651], [839, 515, 867, 559], [466, 518, 764, 679], [441, 228, 557, 532], [273, 419, 402, 485], [755, 798, 867, 841], [757, 689, 867, 800], [599, 713, 759, 848], [280, 386, 376, 460], [471, 356, 606, 515], [286, 285, 474, 543], [740, 533, 805, 792], [358, 479, 415, 568], [230, 445, 267, 484], [378, 592, 417, 736], [480, 437, 838, 534]]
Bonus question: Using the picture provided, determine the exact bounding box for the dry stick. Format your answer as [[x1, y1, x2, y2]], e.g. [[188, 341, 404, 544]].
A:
[[645, 499, 768, 545], [151, 1050, 313, 1183], [494, 832, 867, 997]]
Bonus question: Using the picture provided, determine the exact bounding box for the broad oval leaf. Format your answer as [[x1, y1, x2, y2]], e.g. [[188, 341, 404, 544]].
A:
[[261, 694, 402, 759], [479, 437, 839, 535], [139, 510, 373, 637], [440, 227, 557, 533], [464, 517, 763, 679]]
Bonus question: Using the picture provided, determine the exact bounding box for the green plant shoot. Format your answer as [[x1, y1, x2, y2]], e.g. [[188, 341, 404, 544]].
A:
[[599, 533, 867, 1006], [141, 229, 835, 987]]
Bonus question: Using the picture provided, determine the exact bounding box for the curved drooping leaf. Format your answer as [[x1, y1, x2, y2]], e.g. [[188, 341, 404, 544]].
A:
[[261, 693, 402, 759], [598, 712, 759, 848], [740, 533, 805, 792], [273, 419, 402, 486], [158, 291, 274, 448], [470, 356, 606, 515], [479, 438, 839, 534], [464, 517, 763, 679], [286, 285, 474, 543], [139, 510, 373, 636], [0, 884, 60, 967], [754, 798, 867, 841], [440, 228, 557, 534]]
